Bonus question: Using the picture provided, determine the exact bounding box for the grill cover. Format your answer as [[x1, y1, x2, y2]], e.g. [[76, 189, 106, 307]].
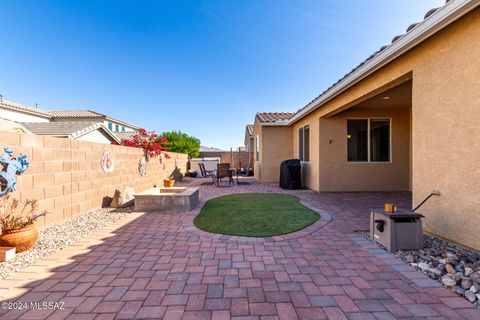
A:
[[279, 159, 302, 189]]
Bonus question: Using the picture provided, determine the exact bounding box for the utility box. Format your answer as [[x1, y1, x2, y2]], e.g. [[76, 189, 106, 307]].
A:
[[370, 208, 424, 253]]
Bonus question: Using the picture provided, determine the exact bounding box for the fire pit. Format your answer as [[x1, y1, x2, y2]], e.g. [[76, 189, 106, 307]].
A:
[[134, 187, 200, 212]]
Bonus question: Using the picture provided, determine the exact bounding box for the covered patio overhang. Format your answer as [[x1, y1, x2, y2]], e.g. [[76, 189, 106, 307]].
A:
[[317, 78, 413, 192]]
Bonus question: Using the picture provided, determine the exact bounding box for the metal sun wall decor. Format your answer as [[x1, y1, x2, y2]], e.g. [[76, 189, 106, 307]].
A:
[[101, 150, 115, 173], [0, 147, 30, 196]]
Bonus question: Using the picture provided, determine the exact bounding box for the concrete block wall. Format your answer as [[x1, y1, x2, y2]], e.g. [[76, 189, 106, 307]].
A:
[[199, 151, 253, 171], [1, 131, 188, 228]]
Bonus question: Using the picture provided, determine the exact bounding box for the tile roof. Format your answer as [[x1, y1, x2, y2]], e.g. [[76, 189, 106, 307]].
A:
[[294, 2, 449, 117], [0, 118, 31, 133], [246, 124, 254, 136], [256, 112, 295, 123], [114, 131, 138, 141], [47, 110, 104, 118], [0, 98, 51, 118], [22, 121, 101, 136]]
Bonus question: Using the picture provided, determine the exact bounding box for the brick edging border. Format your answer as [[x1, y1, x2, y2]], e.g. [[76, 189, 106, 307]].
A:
[[181, 195, 332, 242]]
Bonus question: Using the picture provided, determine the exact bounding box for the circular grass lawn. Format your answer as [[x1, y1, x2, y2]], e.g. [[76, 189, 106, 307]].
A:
[[193, 193, 320, 237]]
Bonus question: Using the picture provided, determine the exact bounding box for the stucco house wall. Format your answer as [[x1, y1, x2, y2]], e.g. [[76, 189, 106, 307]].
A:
[[252, 120, 263, 181], [0, 108, 50, 123], [77, 129, 117, 144], [318, 107, 410, 192], [292, 117, 320, 190], [286, 7, 480, 249], [260, 126, 293, 183], [410, 8, 480, 250]]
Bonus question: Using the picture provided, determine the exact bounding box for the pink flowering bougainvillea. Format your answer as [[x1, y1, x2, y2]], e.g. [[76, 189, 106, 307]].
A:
[[112, 129, 170, 159]]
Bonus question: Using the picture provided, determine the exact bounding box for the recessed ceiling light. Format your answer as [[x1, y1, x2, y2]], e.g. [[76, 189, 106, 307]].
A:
[[381, 96, 390, 100]]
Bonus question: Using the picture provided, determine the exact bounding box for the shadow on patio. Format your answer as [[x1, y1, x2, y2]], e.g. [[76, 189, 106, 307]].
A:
[[1, 180, 478, 319]]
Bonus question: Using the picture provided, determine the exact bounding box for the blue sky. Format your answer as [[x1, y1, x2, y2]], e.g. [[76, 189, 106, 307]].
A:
[[1, 0, 444, 149]]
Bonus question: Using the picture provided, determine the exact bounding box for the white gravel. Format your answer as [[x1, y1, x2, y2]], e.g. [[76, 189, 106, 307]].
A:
[[0, 206, 132, 279]]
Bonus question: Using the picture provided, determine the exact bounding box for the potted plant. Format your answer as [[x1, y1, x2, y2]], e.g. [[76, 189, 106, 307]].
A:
[[0, 195, 47, 252], [163, 174, 175, 188]]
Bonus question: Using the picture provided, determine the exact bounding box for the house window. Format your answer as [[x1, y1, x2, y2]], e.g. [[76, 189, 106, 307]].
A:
[[108, 122, 113, 130], [255, 135, 259, 161], [122, 126, 125, 132], [298, 125, 310, 161], [115, 124, 119, 132], [347, 119, 390, 162]]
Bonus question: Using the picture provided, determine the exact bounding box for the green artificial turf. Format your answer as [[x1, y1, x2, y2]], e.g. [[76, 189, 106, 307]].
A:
[[194, 193, 320, 237]]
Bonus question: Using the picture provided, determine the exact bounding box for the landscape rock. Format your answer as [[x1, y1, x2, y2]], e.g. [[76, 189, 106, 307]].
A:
[[362, 232, 480, 307], [465, 290, 476, 303], [461, 278, 472, 290], [442, 275, 457, 287], [405, 254, 415, 263], [428, 267, 441, 277], [0, 207, 132, 279], [445, 263, 455, 274], [446, 253, 459, 261], [110, 187, 135, 208], [418, 262, 430, 272], [470, 284, 479, 294], [464, 267, 473, 277], [452, 286, 466, 296], [453, 272, 463, 283]]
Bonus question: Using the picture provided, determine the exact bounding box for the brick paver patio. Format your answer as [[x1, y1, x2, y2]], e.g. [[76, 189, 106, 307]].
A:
[[1, 178, 478, 319]]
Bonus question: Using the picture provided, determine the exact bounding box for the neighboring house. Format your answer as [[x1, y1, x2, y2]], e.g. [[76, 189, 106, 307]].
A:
[[48, 110, 139, 133], [21, 122, 120, 144], [251, 112, 294, 182], [0, 98, 140, 144], [248, 1, 480, 250], [244, 124, 254, 170]]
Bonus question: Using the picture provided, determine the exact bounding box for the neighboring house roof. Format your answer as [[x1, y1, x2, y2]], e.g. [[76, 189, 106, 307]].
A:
[[114, 131, 138, 141], [48, 109, 141, 129], [0, 118, 31, 133], [48, 110, 103, 118], [0, 96, 142, 130], [246, 124, 254, 136], [199, 146, 226, 152], [0, 98, 51, 119], [256, 112, 295, 123], [21, 122, 120, 143], [284, 0, 480, 124]]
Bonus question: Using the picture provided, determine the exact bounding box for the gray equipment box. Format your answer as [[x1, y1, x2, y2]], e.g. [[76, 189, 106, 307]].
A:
[[370, 208, 424, 253]]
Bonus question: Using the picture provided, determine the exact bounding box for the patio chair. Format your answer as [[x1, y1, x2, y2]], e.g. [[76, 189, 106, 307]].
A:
[[198, 163, 215, 184], [216, 163, 233, 186], [235, 168, 251, 185]]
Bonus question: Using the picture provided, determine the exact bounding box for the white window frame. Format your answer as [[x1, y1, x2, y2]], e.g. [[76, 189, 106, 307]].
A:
[[298, 124, 310, 162], [347, 118, 392, 163]]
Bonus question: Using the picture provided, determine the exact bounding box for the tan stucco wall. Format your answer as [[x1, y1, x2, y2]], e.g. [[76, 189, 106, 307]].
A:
[[287, 8, 480, 249], [410, 9, 480, 250], [260, 126, 293, 183], [292, 118, 320, 190], [318, 107, 410, 192], [252, 119, 262, 181]]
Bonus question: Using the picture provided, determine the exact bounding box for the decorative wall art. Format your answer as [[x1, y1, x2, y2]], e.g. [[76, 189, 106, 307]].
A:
[[0, 147, 29, 196], [138, 155, 147, 176], [101, 150, 115, 173]]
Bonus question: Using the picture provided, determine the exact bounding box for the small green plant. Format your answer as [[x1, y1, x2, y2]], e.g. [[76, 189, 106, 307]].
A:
[[0, 194, 47, 231]]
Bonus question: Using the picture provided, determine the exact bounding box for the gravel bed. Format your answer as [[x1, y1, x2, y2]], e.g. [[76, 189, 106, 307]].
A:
[[360, 232, 480, 307], [0, 207, 132, 280]]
